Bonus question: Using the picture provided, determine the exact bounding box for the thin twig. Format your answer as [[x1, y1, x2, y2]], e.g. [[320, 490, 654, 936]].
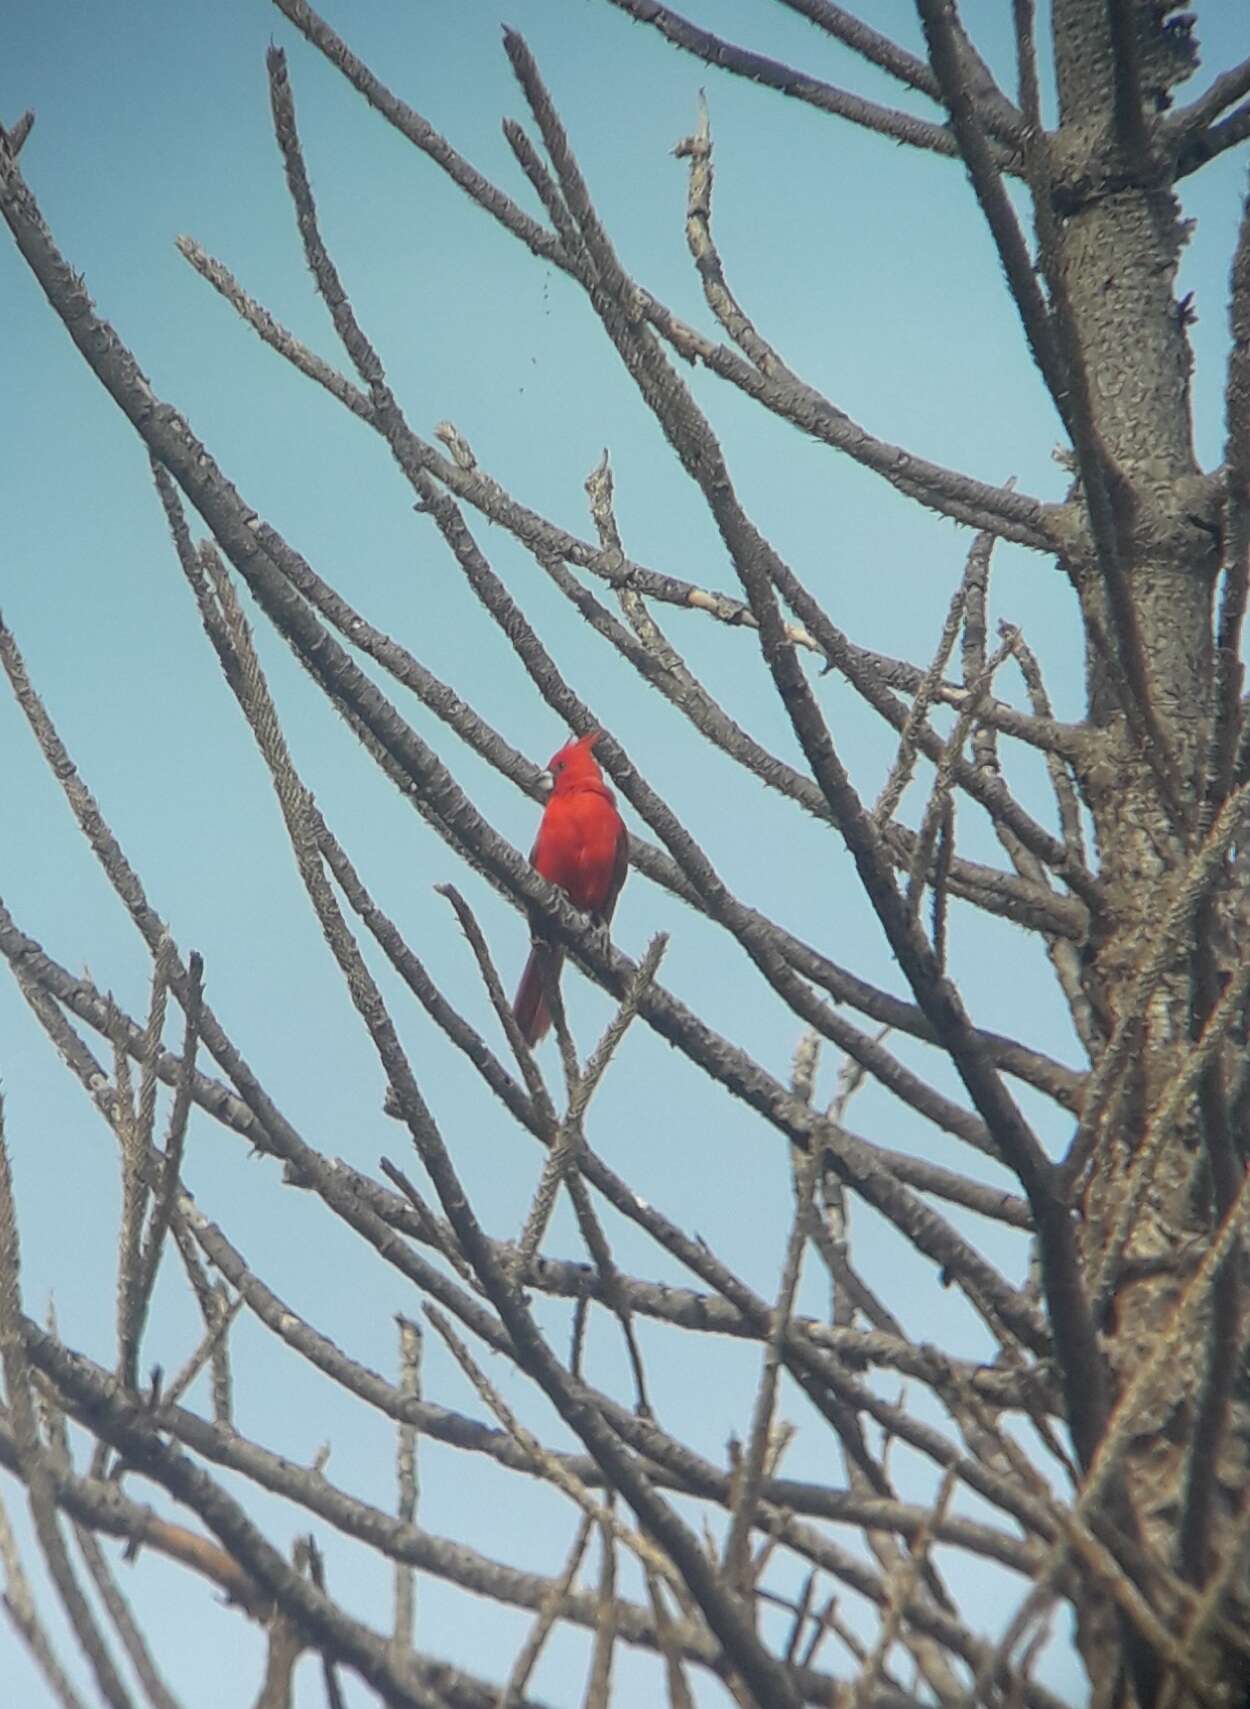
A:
[[393, 1317, 422, 1653], [853, 1465, 959, 1709], [133, 951, 204, 1380], [266, 0, 1052, 547], [584, 1520, 618, 1709], [0, 1102, 134, 1708], [0, 1488, 90, 1709], [987, 1169, 1250, 1692], [497, 1517, 594, 1709], [598, 0, 1018, 164], [872, 573, 970, 831], [921, 0, 1188, 832], [422, 1306, 677, 1593], [516, 936, 668, 1268], [723, 1142, 814, 1597], [72, 1524, 186, 1709], [501, 22, 1100, 1467]]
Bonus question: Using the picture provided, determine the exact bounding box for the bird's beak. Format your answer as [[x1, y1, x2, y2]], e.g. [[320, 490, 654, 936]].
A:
[[537, 769, 554, 796]]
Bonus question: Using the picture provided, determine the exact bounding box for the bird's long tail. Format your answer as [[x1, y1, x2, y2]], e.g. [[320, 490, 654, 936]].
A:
[[513, 941, 564, 1046]]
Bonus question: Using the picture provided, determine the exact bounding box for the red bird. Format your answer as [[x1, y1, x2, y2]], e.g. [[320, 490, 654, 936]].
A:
[[513, 730, 628, 1045]]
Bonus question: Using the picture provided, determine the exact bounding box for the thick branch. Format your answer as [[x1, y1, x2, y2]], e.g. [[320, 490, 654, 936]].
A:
[[585, 0, 1011, 164], [265, 0, 1053, 546], [501, 27, 1105, 1464]]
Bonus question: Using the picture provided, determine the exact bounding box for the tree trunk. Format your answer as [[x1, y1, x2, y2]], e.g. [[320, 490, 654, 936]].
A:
[[1052, 4, 1243, 1698]]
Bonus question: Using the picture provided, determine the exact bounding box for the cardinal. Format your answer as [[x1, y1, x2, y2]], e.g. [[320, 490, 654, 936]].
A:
[[513, 729, 628, 1046]]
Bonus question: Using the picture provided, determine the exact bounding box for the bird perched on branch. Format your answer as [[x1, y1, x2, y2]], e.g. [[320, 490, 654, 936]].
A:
[[513, 730, 628, 1045]]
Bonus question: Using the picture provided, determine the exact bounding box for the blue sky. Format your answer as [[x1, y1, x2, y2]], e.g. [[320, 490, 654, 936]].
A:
[[2, 3, 1247, 1704]]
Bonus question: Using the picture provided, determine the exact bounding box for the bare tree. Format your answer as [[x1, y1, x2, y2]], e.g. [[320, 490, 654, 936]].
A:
[[2, 2, 1249, 1705]]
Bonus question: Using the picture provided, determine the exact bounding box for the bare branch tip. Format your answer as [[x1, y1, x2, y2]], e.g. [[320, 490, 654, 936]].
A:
[[3, 112, 35, 157]]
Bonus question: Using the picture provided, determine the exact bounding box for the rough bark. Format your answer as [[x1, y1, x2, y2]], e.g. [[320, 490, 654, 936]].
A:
[[1049, 4, 1244, 1698]]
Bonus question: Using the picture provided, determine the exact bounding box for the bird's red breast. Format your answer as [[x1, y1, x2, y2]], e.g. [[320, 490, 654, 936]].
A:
[[513, 730, 628, 1044]]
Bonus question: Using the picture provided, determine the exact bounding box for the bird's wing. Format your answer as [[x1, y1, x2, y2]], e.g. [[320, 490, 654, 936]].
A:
[[599, 820, 630, 925]]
